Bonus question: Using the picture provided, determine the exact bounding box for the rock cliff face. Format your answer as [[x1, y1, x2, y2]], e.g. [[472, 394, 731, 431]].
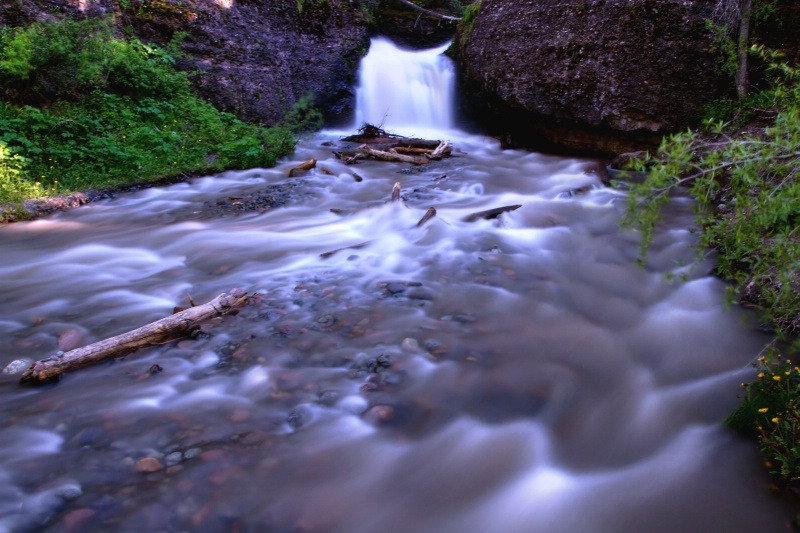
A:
[[0, 0, 372, 127], [453, 0, 726, 156]]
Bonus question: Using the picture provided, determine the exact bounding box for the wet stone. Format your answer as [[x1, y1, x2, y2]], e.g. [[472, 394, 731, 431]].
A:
[[315, 314, 337, 328], [363, 404, 395, 424], [368, 353, 392, 373], [164, 451, 184, 466], [60, 485, 83, 501], [286, 408, 305, 429], [316, 390, 342, 406], [2, 358, 32, 374], [423, 339, 445, 354], [136, 457, 164, 473], [385, 283, 407, 295], [401, 337, 420, 351], [407, 288, 435, 301], [184, 447, 203, 460]]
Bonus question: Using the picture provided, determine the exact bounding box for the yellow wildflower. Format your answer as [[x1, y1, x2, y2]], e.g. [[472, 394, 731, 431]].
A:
[[772, 417, 780, 424], [758, 408, 769, 413], [773, 375, 781, 381], [758, 372, 765, 378]]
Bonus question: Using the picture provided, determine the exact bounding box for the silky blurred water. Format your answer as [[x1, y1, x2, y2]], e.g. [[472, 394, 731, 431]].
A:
[[0, 37, 795, 533]]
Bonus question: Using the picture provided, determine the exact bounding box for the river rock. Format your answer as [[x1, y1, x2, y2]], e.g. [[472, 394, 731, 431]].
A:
[[2, 359, 32, 374], [453, 0, 800, 156], [136, 456, 164, 473]]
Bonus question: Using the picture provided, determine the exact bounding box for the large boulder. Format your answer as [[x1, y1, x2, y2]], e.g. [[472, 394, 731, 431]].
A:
[[0, 0, 372, 127], [453, 0, 727, 156]]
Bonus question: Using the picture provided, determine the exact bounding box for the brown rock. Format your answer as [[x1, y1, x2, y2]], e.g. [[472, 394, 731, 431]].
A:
[[136, 456, 164, 473], [57, 328, 85, 351]]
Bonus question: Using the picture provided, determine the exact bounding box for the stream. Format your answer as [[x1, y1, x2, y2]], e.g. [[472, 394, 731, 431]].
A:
[[0, 37, 796, 532]]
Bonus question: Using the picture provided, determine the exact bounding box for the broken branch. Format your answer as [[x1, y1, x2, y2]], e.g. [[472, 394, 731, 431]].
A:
[[462, 205, 522, 222]]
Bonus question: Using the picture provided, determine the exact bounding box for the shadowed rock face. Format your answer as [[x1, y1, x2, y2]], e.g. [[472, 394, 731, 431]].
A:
[[0, 0, 372, 127], [453, 0, 725, 156]]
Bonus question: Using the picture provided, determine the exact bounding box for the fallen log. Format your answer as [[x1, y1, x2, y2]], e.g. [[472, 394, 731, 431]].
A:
[[356, 145, 430, 165], [462, 204, 522, 222], [426, 141, 453, 160], [394, 147, 437, 156], [19, 290, 250, 385]]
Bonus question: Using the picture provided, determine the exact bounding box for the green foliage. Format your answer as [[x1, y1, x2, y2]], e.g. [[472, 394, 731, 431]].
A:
[[705, 18, 739, 77], [281, 92, 324, 135], [0, 18, 188, 104], [623, 48, 800, 333], [727, 346, 800, 483], [623, 46, 800, 486], [0, 19, 296, 214]]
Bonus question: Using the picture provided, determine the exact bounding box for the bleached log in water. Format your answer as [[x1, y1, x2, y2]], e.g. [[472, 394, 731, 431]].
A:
[[20, 289, 249, 385]]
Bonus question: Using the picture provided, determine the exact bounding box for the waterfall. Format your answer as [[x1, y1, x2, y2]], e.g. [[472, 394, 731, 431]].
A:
[[353, 37, 455, 134]]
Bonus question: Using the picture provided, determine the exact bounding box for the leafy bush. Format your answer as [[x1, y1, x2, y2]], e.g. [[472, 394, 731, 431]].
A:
[[0, 18, 297, 212], [281, 92, 325, 135], [0, 18, 189, 104], [622, 45, 800, 486]]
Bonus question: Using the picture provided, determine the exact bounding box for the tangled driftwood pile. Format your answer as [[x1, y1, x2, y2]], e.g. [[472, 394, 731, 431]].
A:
[[334, 124, 452, 165]]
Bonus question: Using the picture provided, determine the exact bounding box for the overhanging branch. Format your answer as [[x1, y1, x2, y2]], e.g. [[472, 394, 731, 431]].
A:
[[392, 0, 462, 22]]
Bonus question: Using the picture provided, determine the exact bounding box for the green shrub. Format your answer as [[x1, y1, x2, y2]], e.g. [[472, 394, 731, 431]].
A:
[[622, 46, 800, 487], [281, 92, 324, 135], [0, 18, 189, 104], [0, 18, 297, 212]]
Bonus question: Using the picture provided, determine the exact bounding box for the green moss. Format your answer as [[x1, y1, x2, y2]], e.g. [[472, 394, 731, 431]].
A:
[[447, 0, 480, 57]]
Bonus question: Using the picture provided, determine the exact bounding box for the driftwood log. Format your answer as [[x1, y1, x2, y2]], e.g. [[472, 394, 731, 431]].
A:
[[462, 204, 522, 222], [20, 289, 250, 385], [355, 145, 431, 165]]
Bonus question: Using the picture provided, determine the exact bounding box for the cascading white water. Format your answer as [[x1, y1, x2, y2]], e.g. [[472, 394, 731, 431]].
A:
[[353, 37, 455, 134], [0, 37, 796, 533]]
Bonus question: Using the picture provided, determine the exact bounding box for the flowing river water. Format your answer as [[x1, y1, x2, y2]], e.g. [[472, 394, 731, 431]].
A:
[[0, 38, 797, 532]]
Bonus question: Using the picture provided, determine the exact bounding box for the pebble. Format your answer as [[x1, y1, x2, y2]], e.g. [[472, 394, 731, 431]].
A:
[[401, 338, 420, 351], [57, 328, 85, 351], [363, 404, 395, 424], [423, 339, 446, 354], [184, 447, 203, 460], [2, 359, 32, 374], [136, 457, 164, 473], [60, 485, 83, 501], [164, 451, 184, 466], [60, 508, 95, 531], [316, 390, 341, 406]]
